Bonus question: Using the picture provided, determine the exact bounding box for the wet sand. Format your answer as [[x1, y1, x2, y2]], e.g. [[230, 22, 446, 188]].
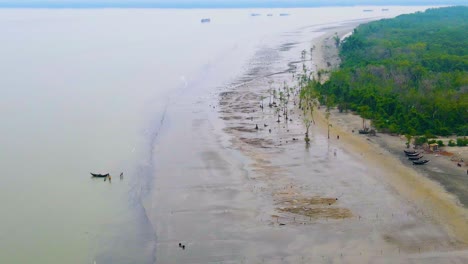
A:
[[146, 21, 468, 263]]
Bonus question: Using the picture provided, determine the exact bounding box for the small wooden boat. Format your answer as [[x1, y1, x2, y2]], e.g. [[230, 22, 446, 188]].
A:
[[90, 173, 110, 177], [359, 118, 372, 135], [406, 152, 420, 157], [404, 150, 417, 154], [408, 155, 423, 161], [358, 129, 370, 134], [413, 160, 429, 165]]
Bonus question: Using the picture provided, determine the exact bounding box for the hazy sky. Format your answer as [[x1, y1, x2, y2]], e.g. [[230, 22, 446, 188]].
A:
[[0, 0, 465, 7]]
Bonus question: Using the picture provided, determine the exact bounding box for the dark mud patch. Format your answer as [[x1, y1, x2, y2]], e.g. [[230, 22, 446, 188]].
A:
[[219, 91, 240, 100], [239, 137, 274, 148], [217, 110, 233, 114], [238, 92, 260, 102], [219, 116, 243, 121], [224, 126, 257, 133], [230, 106, 257, 114]]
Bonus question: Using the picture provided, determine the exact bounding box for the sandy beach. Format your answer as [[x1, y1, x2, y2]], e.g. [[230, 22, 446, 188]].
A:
[[312, 30, 468, 242], [146, 19, 468, 263]]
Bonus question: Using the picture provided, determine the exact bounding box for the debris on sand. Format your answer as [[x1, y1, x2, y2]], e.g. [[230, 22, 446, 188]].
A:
[[276, 196, 352, 219], [278, 207, 352, 219], [277, 197, 338, 206]]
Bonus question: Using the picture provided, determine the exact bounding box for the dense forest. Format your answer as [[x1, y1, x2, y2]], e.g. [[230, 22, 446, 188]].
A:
[[311, 6, 467, 136]]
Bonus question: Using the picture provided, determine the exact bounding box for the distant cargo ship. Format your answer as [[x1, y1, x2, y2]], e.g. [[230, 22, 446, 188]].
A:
[[267, 14, 273, 17], [382, 8, 389, 11], [363, 9, 374, 12], [251, 13, 261, 16], [279, 13, 290, 16], [201, 18, 211, 23]]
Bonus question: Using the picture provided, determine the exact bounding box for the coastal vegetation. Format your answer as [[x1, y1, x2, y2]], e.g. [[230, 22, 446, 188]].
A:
[[305, 6, 468, 137]]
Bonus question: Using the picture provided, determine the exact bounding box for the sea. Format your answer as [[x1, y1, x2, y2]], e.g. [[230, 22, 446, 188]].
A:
[[0, 6, 430, 263]]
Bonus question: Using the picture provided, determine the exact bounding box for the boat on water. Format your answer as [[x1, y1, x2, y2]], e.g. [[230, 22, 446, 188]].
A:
[[408, 155, 423, 161], [201, 18, 211, 23], [267, 14, 273, 16], [404, 150, 417, 154], [413, 160, 429, 165], [251, 13, 261, 17], [406, 152, 420, 157], [90, 173, 109, 177], [363, 9, 374, 12], [279, 13, 290, 16], [382, 8, 389, 11]]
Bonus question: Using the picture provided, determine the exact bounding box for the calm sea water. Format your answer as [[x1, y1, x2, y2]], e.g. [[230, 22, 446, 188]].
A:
[[0, 6, 430, 263]]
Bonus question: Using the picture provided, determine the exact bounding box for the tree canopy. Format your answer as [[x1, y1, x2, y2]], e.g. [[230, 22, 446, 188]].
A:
[[312, 6, 468, 136]]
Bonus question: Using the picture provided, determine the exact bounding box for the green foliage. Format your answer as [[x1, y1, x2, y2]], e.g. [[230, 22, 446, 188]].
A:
[[414, 136, 428, 146], [312, 6, 468, 136], [437, 140, 445, 147], [448, 140, 456, 147], [333, 34, 340, 48], [404, 134, 413, 146], [456, 138, 468, 146]]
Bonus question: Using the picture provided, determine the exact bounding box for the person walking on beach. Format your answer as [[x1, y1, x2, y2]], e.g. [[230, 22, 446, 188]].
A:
[[120, 172, 123, 180]]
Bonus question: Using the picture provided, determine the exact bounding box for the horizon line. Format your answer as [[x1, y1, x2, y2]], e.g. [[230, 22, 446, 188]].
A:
[[0, 3, 459, 9]]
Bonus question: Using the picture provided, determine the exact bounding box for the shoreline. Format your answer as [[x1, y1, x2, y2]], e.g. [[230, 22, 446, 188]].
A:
[[216, 21, 468, 261], [147, 17, 468, 263], [311, 30, 468, 243]]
